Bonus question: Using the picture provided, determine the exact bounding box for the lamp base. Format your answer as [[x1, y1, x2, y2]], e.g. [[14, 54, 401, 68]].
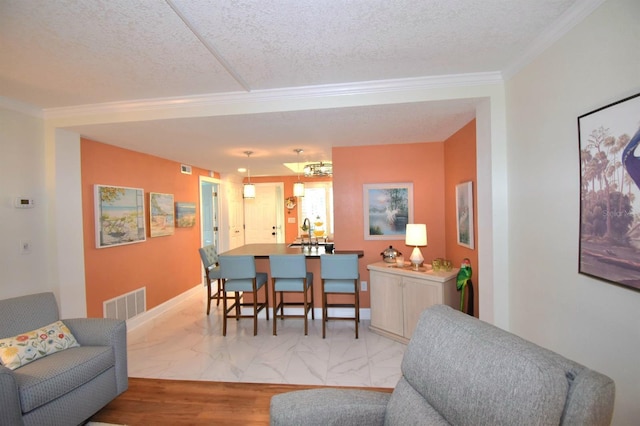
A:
[[409, 246, 424, 271]]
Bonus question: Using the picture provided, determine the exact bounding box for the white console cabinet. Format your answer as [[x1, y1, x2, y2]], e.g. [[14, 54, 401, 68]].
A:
[[367, 261, 458, 343]]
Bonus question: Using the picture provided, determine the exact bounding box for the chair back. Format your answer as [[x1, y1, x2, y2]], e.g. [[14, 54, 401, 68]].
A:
[[0, 292, 60, 338], [199, 244, 218, 269], [219, 255, 257, 279], [269, 254, 307, 278], [320, 254, 359, 279]]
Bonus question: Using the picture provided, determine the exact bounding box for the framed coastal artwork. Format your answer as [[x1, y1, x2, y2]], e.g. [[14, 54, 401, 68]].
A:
[[363, 182, 413, 240], [149, 192, 175, 237], [94, 184, 146, 248], [578, 92, 640, 292], [455, 181, 475, 249], [175, 202, 196, 228]]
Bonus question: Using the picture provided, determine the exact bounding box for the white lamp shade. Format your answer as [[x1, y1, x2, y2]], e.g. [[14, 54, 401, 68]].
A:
[[243, 183, 256, 198], [293, 181, 305, 197], [405, 224, 427, 246]]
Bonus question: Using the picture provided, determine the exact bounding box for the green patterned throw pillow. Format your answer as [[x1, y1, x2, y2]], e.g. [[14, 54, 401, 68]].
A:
[[0, 320, 80, 370]]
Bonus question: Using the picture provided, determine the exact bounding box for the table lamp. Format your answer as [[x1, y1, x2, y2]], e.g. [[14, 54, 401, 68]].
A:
[[406, 224, 427, 270]]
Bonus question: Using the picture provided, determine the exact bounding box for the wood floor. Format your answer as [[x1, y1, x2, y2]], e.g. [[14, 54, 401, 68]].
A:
[[88, 377, 393, 425]]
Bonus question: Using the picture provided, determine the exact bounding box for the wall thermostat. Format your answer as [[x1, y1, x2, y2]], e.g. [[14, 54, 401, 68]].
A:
[[15, 198, 35, 208]]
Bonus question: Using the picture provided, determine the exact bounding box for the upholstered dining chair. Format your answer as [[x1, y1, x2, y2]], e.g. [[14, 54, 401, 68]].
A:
[[218, 255, 269, 336], [199, 244, 222, 315], [320, 254, 360, 339], [269, 254, 315, 336]]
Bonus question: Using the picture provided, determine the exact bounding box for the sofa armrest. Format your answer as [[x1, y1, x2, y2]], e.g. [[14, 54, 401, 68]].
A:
[[0, 365, 25, 426], [63, 318, 128, 394], [270, 388, 390, 426]]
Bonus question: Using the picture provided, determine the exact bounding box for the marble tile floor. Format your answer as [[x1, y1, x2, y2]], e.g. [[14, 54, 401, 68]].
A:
[[127, 291, 407, 388]]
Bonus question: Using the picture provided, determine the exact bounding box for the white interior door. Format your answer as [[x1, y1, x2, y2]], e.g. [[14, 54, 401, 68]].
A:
[[244, 183, 284, 244], [228, 181, 244, 250]]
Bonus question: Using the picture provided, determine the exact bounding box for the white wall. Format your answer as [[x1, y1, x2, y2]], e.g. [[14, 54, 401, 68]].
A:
[[506, 0, 639, 424], [0, 105, 50, 299]]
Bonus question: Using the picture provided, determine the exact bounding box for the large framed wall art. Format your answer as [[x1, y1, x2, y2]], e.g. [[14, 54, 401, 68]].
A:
[[94, 184, 146, 248], [578, 92, 640, 291], [363, 182, 413, 240]]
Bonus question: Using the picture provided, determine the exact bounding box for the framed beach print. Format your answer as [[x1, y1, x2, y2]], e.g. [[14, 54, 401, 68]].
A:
[[149, 192, 175, 237], [456, 181, 474, 249], [363, 183, 413, 240], [94, 184, 146, 248], [578, 92, 640, 292], [175, 202, 196, 228]]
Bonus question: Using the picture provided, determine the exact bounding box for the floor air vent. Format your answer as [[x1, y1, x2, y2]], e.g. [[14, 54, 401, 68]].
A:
[[103, 287, 146, 320]]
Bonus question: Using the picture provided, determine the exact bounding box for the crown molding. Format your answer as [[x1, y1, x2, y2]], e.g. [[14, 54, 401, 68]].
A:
[[503, 0, 606, 80], [43, 72, 502, 121], [0, 96, 44, 118]]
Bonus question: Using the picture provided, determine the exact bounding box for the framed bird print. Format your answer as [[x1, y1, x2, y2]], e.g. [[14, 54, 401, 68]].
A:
[[456, 181, 474, 249], [578, 92, 640, 292]]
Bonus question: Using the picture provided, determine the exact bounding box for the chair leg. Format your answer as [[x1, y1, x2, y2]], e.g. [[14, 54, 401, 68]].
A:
[[222, 285, 228, 336], [310, 280, 315, 320], [235, 293, 241, 320], [272, 279, 277, 336], [253, 290, 258, 337], [216, 279, 222, 306], [322, 279, 327, 339], [303, 282, 308, 336], [264, 282, 269, 321], [355, 280, 360, 339], [206, 278, 212, 315]]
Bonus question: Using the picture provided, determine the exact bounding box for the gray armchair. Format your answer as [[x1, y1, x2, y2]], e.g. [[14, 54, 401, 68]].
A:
[[0, 292, 128, 426], [271, 305, 615, 425]]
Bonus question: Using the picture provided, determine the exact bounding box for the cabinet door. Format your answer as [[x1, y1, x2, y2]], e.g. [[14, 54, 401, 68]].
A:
[[403, 277, 441, 339], [370, 271, 404, 337]]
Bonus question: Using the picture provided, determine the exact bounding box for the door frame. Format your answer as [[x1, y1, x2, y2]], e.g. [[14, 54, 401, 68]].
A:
[[199, 175, 222, 252]]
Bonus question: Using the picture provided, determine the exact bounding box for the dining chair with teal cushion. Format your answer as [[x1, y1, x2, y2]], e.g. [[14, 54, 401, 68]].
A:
[[320, 254, 360, 339], [269, 254, 314, 336], [219, 255, 269, 336], [199, 244, 223, 315]]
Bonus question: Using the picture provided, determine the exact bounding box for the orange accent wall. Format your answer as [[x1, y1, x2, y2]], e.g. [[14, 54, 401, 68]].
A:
[[444, 120, 479, 317], [80, 139, 216, 317], [332, 142, 446, 308]]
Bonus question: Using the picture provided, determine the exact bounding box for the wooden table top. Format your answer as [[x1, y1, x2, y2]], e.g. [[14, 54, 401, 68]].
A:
[[220, 243, 364, 259]]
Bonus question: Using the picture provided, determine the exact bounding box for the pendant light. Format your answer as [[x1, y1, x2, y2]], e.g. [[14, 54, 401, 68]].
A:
[[293, 149, 305, 197], [243, 151, 256, 199]]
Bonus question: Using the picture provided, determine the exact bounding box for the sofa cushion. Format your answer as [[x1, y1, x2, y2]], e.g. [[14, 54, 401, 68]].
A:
[[13, 345, 115, 413], [398, 305, 569, 426], [270, 388, 390, 426], [0, 320, 80, 370], [384, 378, 449, 425]]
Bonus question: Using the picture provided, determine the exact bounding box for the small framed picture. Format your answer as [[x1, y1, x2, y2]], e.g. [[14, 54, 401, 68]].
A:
[[456, 181, 474, 249], [149, 192, 175, 237]]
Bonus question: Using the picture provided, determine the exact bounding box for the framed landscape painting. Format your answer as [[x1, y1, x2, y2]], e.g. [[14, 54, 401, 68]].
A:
[[94, 184, 146, 248], [363, 183, 413, 240], [149, 192, 175, 237], [578, 92, 640, 292], [175, 202, 196, 228]]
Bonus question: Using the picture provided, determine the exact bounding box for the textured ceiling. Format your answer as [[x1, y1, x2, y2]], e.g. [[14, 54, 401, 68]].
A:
[[0, 0, 598, 176]]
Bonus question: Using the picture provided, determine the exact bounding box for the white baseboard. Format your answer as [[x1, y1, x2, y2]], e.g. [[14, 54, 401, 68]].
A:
[[126, 286, 370, 331], [126, 285, 201, 331]]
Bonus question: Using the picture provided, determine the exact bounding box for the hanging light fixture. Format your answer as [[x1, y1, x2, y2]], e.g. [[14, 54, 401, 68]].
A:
[[303, 162, 333, 177], [293, 149, 305, 197], [243, 151, 256, 199]]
